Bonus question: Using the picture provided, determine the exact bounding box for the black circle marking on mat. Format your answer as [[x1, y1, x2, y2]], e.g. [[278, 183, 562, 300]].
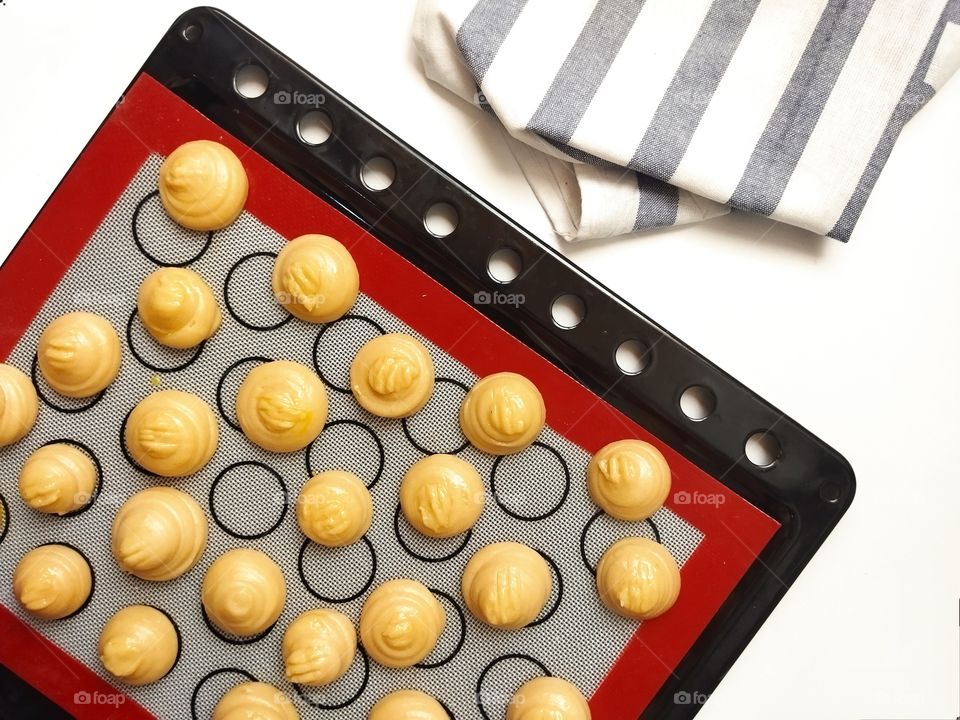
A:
[[215, 356, 272, 432], [490, 442, 571, 521], [305, 419, 385, 490], [579, 509, 662, 576], [209, 461, 288, 540], [401, 377, 471, 455], [126, 308, 206, 373], [31, 354, 105, 414], [223, 251, 293, 331], [292, 646, 370, 710], [438, 699, 456, 719], [297, 535, 377, 603], [133, 190, 214, 267], [0, 494, 10, 545], [526, 550, 563, 629], [393, 504, 473, 563], [149, 604, 184, 681], [415, 589, 466, 669], [191, 667, 257, 720], [118, 406, 157, 477], [33, 542, 96, 620], [37, 439, 104, 519], [200, 601, 279, 645], [476, 654, 552, 720], [311, 314, 386, 394]]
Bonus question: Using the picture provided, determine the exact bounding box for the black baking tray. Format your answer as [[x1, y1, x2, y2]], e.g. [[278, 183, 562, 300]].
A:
[[23, 7, 857, 718]]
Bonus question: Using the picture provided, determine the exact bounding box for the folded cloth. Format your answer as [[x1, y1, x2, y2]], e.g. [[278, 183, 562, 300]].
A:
[[414, 0, 960, 242]]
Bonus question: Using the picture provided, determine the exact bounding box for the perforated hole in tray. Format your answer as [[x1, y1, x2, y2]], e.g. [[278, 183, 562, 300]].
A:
[[551, 294, 586, 330], [360, 156, 396, 192], [746, 431, 781, 468], [615, 338, 650, 375], [0, 157, 706, 719], [487, 248, 522, 284], [297, 110, 333, 146], [424, 202, 459, 238], [680, 385, 717, 422], [234, 64, 269, 100]]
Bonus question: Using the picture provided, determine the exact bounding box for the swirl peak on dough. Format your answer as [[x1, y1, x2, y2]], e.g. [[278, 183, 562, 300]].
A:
[[213, 681, 299, 720], [359, 579, 445, 668], [588, 439, 671, 521], [507, 677, 592, 720], [99, 605, 179, 685], [0, 364, 38, 447], [19, 443, 97, 515], [111, 487, 208, 581], [350, 333, 434, 418], [369, 690, 449, 720], [399, 454, 484, 538], [296, 470, 372, 547], [202, 548, 286, 637], [460, 372, 545, 455], [37, 312, 121, 398], [124, 390, 219, 477], [13, 544, 92, 620], [283, 608, 356, 686], [272, 234, 359, 323], [596, 537, 680, 620], [461, 542, 552, 630], [138, 267, 222, 349], [158, 140, 248, 231], [236, 360, 327, 453]]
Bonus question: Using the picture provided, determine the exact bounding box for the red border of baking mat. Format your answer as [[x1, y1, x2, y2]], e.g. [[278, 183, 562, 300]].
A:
[[0, 73, 780, 720]]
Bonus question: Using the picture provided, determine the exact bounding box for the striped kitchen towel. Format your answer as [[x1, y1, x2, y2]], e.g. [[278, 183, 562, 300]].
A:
[[414, 0, 960, 242]]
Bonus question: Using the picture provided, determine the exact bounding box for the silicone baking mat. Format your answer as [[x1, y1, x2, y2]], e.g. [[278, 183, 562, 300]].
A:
[[0, 9, 854, 720]]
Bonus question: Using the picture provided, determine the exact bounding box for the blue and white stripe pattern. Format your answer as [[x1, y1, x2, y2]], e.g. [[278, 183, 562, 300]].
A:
[[414, 0, 960, 241]]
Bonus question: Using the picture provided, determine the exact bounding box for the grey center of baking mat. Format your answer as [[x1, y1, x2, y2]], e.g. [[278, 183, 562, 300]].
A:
[[0, 156, 704, 719]]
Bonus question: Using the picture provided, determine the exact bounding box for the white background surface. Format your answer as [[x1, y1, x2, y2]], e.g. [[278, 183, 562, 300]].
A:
[[1, 2, 958, 719]]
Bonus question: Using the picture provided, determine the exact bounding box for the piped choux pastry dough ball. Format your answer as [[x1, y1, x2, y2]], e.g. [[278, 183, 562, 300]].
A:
[[138, 267, 221, 349], [369, 690, 448, 720], [400, 454, 484, 538], [19, 443, 97, 515], [213, 681, 299, 720], [236, 360, 327, 453], [283, 608, 356, 686], [596, 537, 680, 620], [507, 677, 591, 720], [202, 548, 286, 637], [111, 487, 208, 581], [13, 544, 92, 620], [462, 542, 551, 630], [588, 440, 671, 521], [296, 471, 372, 547], [125, 390, 219, 477], [350, 333, 434, 418], [272, 234, 359, 323], [158, 140, 248, 231], [460, 372, 545, 455], [37, 312, 121, 398], [0, 364, 38, 447], [359, 579, 445, 668], [99, 605, 179, 685]]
